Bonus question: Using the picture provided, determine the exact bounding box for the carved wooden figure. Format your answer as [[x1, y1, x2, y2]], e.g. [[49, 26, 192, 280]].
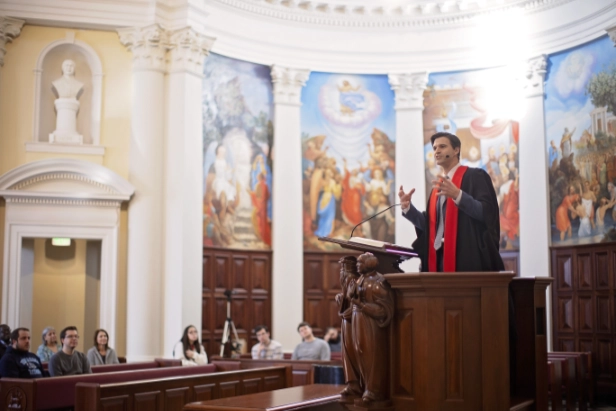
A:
[[350, 252, 395, 408]]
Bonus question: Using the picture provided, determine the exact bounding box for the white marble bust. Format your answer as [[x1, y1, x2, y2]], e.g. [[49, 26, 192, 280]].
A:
[[52, 59, 84, 99], [49, 59, 84, 144]]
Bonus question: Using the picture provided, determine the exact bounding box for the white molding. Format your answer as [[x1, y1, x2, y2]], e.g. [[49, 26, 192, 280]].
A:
[[0, 159, 134, 348], [270, 65, 310, 106], [167, 27, 216, 76], [31, 33, 104, 146], [388, 72, 429, 111], [25, 141, 105, 156], [0, 16, 25, 66]]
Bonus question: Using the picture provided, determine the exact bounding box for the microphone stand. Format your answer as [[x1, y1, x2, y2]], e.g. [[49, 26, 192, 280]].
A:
[[349, 203, 401, 239]]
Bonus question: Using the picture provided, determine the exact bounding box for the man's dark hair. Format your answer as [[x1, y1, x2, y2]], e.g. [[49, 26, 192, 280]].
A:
[[430, 132, 461, 159], [10, 327, 29, 342], [297, 322, 311, 332], [60, 326, 78, 341], [254, 325, 269, 334]]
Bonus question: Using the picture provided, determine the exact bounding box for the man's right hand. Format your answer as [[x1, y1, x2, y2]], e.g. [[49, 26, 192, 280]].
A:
[[398, 185, 415, 210]]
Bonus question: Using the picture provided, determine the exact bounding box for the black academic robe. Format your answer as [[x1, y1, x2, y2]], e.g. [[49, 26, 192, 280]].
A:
[[410, 167, 504, 272]]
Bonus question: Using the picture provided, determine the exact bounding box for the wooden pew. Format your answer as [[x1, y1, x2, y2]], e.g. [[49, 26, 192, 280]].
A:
[[91, 358, 182, 373], [211, 358, 342, 386], [548, 359, 563, 411], [75, 365, 293, 411], [1, 364, 218, 410], [547, 355, 577, 411], [548, 352, 591, 411]]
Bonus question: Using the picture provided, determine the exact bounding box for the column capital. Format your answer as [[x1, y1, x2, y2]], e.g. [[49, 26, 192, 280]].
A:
[[168, 27, 216, 76], [0, 16, 25, 67], [118, 24, 170, 72], [522, 55, 547, 98], [270, 65, 310, 106], [607, 24, 616, 46], [388, 72, 429, 110]]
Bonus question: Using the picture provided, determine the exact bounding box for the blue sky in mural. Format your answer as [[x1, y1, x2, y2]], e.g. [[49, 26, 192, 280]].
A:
[[544, 35, 613, 146], [301, 72, 396, 168]]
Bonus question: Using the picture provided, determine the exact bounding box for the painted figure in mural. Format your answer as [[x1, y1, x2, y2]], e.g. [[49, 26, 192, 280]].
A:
[[341, 159, 365, 229], [336, 256, 362, 399], [499, 170, 519, 247], [314, 168, 342, 237], [350, 253, 394, 403], [609, 182, 616, 221], [555, 185, 580, 241], [577, 180, 597, 237], [549, 140, 560, 169], [213, 145, 237, 203], [247, 156, 271, 246], [560, 127, 575, 159], [596, 197, 616, 232], [338, 80, 364, 115]]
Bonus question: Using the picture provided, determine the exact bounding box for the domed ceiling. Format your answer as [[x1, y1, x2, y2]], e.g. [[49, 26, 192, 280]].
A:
[[210, 0, 576, 28]]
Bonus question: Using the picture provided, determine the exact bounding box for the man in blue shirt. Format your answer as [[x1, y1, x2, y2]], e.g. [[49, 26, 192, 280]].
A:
[[0, 328, 45, 378]]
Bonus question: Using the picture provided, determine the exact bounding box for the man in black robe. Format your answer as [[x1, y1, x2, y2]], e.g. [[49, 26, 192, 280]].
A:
[[398, 132, 504, 272]]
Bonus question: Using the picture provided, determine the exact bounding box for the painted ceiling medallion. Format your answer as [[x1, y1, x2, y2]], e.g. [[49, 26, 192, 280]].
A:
[[211, 0, 574, 28]]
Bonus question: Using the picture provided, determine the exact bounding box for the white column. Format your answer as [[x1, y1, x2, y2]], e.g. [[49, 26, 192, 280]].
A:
[[118, 24, 169, 361], [519, 55, 550, 279], [162, 27, 215, 357], [270, 65, 310, 350], [607, 23, 616, 45], [518, 55, 552, 348], [0, 16, 24, 68], [389, 72, 429, 273]]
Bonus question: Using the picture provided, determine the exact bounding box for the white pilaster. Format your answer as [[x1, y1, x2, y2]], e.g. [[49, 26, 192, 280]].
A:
[[389, 72, 428, 272], [0, 16, 24, 67], [118, 24, 169, 361], [518, 55, 552, 348], [162, 27, 215, 357], [606, 23, 616, 46], [270, 65, 310, 349]]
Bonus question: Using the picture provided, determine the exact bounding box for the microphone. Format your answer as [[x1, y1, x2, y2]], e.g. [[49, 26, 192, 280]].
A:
[[349, 203, 401, 239]]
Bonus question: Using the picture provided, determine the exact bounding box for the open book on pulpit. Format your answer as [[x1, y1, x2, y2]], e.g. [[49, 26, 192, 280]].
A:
[[318, 236, 418, 273]]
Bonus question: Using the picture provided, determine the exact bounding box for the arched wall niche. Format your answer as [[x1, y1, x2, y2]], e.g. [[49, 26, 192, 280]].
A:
[[0, 159, 134, 348], [28, 32, 104, 155]]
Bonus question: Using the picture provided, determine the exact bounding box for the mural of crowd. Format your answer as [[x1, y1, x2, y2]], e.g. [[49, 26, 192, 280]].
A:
[[545, 35, 616, 245], [300, 73, 397, 251], [423, 68, 522, 250], [202, 53, 274, 250]]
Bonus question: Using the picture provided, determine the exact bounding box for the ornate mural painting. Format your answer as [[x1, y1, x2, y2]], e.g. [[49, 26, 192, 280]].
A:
[[202, 53, 274, 249], [423, 68, 522, 250], [545, 35, 616, 246], [301, 73, 396, 251]]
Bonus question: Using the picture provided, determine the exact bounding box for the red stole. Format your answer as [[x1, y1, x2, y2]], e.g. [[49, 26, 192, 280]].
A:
[[427, 166, 468, 272]]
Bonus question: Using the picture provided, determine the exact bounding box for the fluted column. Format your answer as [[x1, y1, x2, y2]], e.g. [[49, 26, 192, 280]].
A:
[[118, 24, 169, 361], [388, 72, 428, 272], [162, 27, 215, 357], [270, 65, 310, 349]]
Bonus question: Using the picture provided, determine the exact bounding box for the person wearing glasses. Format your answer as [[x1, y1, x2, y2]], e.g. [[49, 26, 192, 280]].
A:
[[48, 326, 92, 376]]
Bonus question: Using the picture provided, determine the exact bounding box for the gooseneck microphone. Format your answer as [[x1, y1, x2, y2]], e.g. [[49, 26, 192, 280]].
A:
[[349, 203, 401, 239]]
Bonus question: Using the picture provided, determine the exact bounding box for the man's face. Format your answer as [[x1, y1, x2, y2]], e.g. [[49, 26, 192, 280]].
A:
[[256, 329, 270, 345], [62, 330, 79, 349], [298, 325, 313, 340], [13, 330, 30, 351], [432, 137, 459, 168], [0, 325, 10, 341]]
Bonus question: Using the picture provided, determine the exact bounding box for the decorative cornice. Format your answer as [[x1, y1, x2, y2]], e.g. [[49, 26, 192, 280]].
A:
[[211, 0, 575, 29], [0, 16, 25, 67], [3, 196, 122, 207], [9, 172, 115, 193], [118, 24, 171, 72], [270, 65, 310, 106], [388, 72, 429, 110], [167, 27, 216, 76], [522, 55, 547, 97], [607, 23, 616, 46]]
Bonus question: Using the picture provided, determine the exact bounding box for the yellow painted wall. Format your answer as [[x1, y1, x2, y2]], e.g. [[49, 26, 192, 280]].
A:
[[0, 25, 131, 355]]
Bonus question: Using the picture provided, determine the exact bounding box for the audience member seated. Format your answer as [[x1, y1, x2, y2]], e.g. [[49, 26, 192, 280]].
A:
[[36, 326, 61, 362], [87, 328, 119, 365], [0, 327, 45, 378], [173, 325, 208, 366], [291, 322, 330, 360], [251, 325, 283, 359], [323, 327, 341, 352], [0, 324, 11, 359], [49, 326, 92, 376]]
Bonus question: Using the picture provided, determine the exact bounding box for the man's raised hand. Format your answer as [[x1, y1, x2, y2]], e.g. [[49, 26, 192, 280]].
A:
[[398, 185, 415, 210]]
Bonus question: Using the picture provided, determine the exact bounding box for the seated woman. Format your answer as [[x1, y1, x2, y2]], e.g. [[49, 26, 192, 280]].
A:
[[36, 326, 61, 362], [173, 325, 208, 366], [86, 329, 119, 365]]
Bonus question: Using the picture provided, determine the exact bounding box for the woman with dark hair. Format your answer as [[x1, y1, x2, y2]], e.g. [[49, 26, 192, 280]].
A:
[[36, 326, 61, 362], [86, 329, 119, 365], [173, 325, 208, 366]]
